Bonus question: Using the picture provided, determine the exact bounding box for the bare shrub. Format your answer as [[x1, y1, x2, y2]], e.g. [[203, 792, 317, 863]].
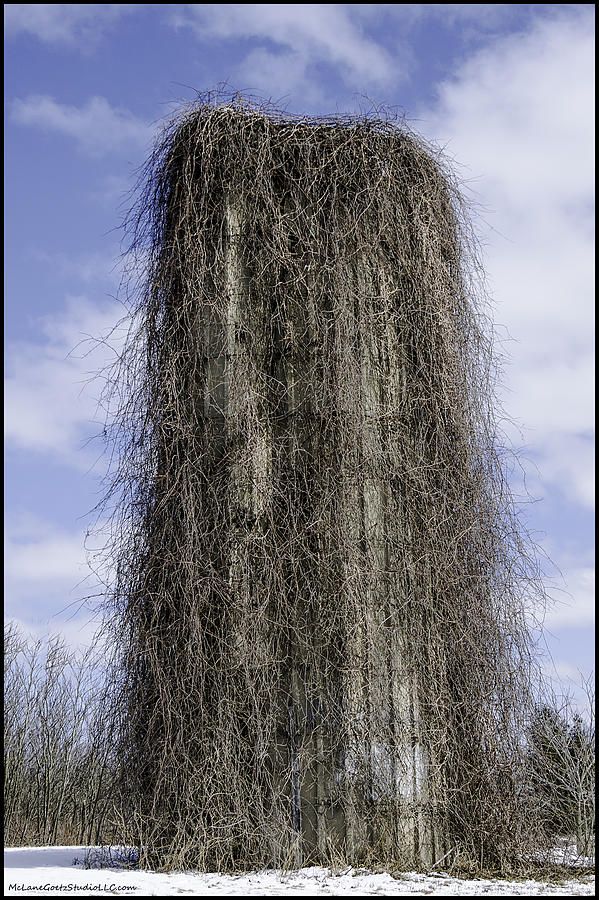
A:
[[3, 623, 118, 847], [528, 675, 595, 862]]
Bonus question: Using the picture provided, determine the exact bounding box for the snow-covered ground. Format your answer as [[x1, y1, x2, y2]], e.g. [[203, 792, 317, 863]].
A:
[[4, 846, 595, 896]]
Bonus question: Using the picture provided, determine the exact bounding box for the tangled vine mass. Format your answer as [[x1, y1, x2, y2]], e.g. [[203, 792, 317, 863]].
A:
[[100, 93, 545, 873]]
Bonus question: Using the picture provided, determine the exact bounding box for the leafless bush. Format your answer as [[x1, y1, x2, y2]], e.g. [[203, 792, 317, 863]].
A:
[[3, 623, 118, 847], [528, 675, 595, 862], [98, 92, 548, 873]]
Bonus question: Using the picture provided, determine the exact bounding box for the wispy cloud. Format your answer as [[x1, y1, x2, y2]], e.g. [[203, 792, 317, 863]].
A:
[[421, 8, 595, 511], [544, 566, 595, 629], [540, 657, 594, 718], [5, 516, 90, 585], [169, 4, 534, 102], [30, 248, 125, 287], [12, 95, 152, 157], [171, 4, 396, 96], [354, 4, 516, 31], [4, 4, 138, 47], [4, 513, 105, 650], [5, 615, 102, 651], [5, 295, 128, 468]]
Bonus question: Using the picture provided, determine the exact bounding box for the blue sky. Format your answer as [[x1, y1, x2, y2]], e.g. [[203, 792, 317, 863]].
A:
[[4, 5, 595, 692]]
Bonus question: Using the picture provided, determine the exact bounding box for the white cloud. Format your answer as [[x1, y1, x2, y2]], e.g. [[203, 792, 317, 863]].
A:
[[5, 614, 104, 655], [4, 4, 137, 46], [539, 658, 594, 719], [421, 9, 595, 509], [4, 513, 108, 651], [236, 47, 327, 106], [12, 95, 152, 157], [545, 660, 584, 683], [354, 4, 515, 29], [524, 433, 594, 512], [5, 515, 90, 585], [544, 566, 595, 629], [30, 249, 125, 287], [5, 295, 128, 467], [172, 4, 396, 94], [184, 3, 533, 101]]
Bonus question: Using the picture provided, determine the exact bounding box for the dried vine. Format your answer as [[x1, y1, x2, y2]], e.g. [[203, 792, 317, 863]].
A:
[[100, 92, 545, 873]]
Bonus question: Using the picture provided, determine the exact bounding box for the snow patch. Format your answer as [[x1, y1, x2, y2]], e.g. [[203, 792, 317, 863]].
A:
[[4, 847, 595, 896]]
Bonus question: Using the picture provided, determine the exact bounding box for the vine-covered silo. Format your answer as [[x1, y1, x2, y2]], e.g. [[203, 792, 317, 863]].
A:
[[105, 97, 539, 872]]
